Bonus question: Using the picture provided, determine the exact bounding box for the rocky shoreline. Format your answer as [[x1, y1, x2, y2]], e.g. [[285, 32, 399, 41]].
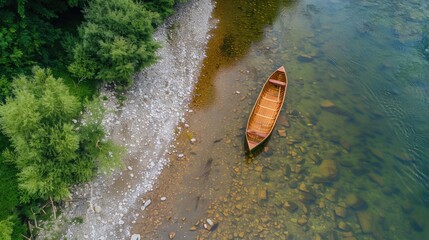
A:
[[36, 0, 214, 239]]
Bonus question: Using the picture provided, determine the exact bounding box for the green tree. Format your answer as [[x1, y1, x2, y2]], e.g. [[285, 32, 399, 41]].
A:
[[142, 0, 175, 20], [69, 0, 160, 87], [0, 67, 122, 202], [0, 216, 14, 240], [0, 0, 86, 101]]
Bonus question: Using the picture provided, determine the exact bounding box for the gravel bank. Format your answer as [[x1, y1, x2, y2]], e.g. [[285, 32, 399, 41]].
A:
[[37, 0, 214, 239]]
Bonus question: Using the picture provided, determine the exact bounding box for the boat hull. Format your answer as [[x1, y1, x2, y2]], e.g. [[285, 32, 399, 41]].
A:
[[245, 66, 288, 151]]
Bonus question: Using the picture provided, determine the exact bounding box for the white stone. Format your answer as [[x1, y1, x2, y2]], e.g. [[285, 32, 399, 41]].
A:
[[141, 199, 152, 210], [131, 234, 141, 240], [160, 197, 167, 201], [207, 218, 214, 226], [118, 220, 125, 225], [94, 205, 102, 213]]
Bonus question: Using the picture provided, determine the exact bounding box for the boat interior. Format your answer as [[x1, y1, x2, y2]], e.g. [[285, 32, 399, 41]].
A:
[[247, 72, 287, 147]]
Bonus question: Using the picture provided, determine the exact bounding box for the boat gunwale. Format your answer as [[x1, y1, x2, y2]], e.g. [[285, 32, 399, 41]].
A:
[[245, 66, 288, 151]]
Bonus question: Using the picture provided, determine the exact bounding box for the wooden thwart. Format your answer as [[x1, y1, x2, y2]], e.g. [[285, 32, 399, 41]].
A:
[[255, 112, 275, 119], [261, 96, 279, 103], [257, 104, 277, 111], [269, 79, 286, 86]]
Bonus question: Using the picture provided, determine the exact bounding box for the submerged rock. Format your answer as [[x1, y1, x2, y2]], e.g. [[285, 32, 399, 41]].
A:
[[325, 188, 338, 202], [338, 221, 351, 231], [396, 152, 414, 163], [284, 164, 291, 177], [357, 211, 373, 233], [278, 129, 287, 137], [335, 206, 348, 218], [368, 172, 384, 186], [298, 54, 315, 62], [309, 154, 322, 165], [319, 159, 338, 181], [299, 192, 316, 204], [289, 179, 299, 189], [258, 189, 268, 201], [294, 164, 305, 174], [369, 148, 385, 162], [345, 194, 366, 210], [278, 115, 290, 127], [283, 201, 298, 213], [297, 215, 308, 225], [299, 183, 312, 193], [340, 140, 351, 152], [320, 100, 336, 109]]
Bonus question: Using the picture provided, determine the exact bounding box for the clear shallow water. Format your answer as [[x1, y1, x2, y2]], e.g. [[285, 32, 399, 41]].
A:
[[139, 0, 429, 239], [194, 0, 429, 239]]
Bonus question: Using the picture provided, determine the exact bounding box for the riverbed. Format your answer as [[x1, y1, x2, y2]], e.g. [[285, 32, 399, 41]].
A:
[[136, 0, 429, 239], [39, 0, 429, 239]]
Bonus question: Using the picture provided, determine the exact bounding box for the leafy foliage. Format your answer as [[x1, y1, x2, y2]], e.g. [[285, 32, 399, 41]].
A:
[[142, 0, 175, 21], [0, 155, 19, 219], [0, 0, 179, 237], [0, 216, 14, 240], [0, 0, 85, 102], [0, 67, 122, 202], [69, 0, 161, 87]]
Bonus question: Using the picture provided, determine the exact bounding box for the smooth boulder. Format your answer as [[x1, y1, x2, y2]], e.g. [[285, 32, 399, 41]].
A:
[[320, 159, 338, 180]]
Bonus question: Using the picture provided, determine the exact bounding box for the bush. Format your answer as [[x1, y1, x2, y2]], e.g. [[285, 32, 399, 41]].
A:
[[0, 67, 123, 202], [69, 0, 161, 87]]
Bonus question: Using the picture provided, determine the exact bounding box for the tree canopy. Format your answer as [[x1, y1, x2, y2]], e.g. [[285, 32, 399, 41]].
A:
[[69, 0, 161, 87], [0, 0, 85, 101], [0, 67, 123, 202], [0, 0, 180, 237], [0, 216, 14, 240]]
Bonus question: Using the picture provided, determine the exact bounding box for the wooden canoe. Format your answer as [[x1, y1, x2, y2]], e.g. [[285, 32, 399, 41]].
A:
[[246, 66, 288, 151]]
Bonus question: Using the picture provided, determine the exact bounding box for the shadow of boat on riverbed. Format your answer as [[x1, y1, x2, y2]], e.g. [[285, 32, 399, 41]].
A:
[[244, 135, 274, 162]]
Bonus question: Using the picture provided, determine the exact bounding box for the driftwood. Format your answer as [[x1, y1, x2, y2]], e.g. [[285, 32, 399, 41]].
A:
[[50, 197, 57, 219]]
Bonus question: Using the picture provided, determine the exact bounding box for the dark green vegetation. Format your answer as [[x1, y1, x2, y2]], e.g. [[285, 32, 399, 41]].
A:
[[69, 0, 161, 89], [0, 67, 124, 203], [0, 0, 179, 238]]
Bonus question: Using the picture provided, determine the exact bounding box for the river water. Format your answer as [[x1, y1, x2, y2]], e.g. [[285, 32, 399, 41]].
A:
[[137, 0, 429, 239]]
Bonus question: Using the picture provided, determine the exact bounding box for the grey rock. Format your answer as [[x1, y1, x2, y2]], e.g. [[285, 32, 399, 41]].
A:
[[131, 234, 141, 240], [141, 199, 152, 210]]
